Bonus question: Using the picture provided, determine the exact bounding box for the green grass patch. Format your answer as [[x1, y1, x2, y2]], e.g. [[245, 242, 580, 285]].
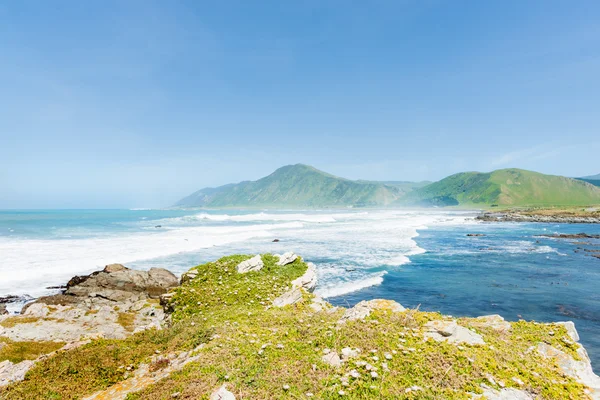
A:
[[0, 337, 64, 364]]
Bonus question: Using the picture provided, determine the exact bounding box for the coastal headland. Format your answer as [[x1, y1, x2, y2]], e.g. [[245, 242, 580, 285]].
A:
[[1, 253, 599, 399]]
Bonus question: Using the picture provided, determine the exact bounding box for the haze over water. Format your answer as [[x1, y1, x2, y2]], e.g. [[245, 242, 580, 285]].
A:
[[1, 208, 599, 368]]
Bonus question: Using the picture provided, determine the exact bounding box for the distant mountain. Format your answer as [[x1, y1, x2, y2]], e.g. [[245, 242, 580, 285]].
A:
[[175, 164, 420, 208], [401, 168, 600, 207], [582, 173, 600, 180], [578, 173, 600, 187]]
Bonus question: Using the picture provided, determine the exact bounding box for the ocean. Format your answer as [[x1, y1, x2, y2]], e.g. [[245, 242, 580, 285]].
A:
[[1, 208, 599, 369]]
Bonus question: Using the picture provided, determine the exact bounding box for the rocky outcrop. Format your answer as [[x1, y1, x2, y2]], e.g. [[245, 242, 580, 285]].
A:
[[0, 360, 34, 387], [272, 259, 317, 307], [338, 299, 405, 324], [537, 342, 600, 399], [477, 212, 600, 224], [0, 264, 172, 387], [276, 252, 298, 266], [236, 255, 264, 273], [424, 320, 485, 345], [0, 340, 90, 387], [83, 347, 204, 400], [291, 262, 317, 292], [64, 264, 178, 301], [470, 315, 511, 333], [272, 287, 303, 307]]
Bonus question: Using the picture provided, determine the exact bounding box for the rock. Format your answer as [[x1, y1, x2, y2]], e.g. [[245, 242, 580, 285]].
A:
[[277, 252, 298, 266], [341, 347, 360, 360], [467, 234, 486, 237], [210, 384, 236, 400], [338, 299, 405, 324], [180, 269, 199, 284], [321, 351, 342, 368], [291, 262, 317, 292], [65, 265, 178, 301], [556, 321, 580, 342], [471, 315, 511, 333], [84, 349, 204, 400], [272, 239, 280, 242], [424, 320, 485, 345], [537, 343, 600, 398], [0, 305, 6, 315], [104, 263, 127, 273], [236, 255, 264, 273], [273, 288, 303, 307], [0, 359, 35, 387]]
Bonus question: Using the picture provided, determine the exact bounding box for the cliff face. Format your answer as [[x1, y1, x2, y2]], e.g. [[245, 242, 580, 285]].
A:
[[1, 254, 599, 399]]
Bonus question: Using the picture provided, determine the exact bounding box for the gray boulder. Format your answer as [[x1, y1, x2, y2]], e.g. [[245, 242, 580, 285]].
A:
[[236, 255, 264, 274], [424, 320, 485, 345], [277, 252, 298, 266], [273, 287, 303, 307], [291, 262, 317, 292], [338, 299, 405, 324], [65, 265, 178, 301]]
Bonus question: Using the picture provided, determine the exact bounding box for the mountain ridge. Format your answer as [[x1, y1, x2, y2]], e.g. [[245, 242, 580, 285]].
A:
[[175, 164, 418, 208], [175, 165, 600, 208]]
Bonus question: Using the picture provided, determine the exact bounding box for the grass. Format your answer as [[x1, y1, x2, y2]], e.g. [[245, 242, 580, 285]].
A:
[[117, 312, 136, 332], [0, 254, 591, 399], [0, 317, 41, 329], [0, 337, 64, 364]]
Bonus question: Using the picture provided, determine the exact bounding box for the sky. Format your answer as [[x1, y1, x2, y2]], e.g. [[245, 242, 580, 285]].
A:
[[1, 0, 599, 208]]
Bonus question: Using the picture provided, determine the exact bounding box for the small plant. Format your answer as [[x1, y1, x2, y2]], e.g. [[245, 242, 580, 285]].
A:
[[149, 357, 170, 372]]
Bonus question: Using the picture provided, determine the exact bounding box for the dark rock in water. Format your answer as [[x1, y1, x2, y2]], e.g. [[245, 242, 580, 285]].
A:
[[0, 295, 20, 304], [467, 234, 486, 237], [539, 233, 600, 239], [155, 225, 162, 228], [272, 239, 280, 242], [45, 285, 67, 290], [0, 295, 34, 314]]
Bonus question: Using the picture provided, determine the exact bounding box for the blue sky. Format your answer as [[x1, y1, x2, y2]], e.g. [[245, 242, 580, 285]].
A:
[[1, 0, 599, 208]]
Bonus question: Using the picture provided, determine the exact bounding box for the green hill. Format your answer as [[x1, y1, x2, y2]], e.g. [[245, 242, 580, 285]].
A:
[[175, 164, 419, 208], [402, 168, 600, 207]]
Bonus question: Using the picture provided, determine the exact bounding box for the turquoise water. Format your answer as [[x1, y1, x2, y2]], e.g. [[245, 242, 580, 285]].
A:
[[1, 209, 599, 369], [329, 222, 600, 369]]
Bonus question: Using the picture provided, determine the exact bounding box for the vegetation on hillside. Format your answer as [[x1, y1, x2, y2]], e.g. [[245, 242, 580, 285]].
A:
[[1, 255, 590, 399], [176, 165, 600, 209], [401, 169, 600, 207], [175, 164, 418, 208]]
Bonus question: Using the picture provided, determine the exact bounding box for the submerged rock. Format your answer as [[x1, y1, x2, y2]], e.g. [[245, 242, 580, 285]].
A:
[[236, 255, 264, 273]]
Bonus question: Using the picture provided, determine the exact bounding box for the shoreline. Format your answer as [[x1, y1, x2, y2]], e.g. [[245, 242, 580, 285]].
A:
[[477, 211, 600, 224]]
